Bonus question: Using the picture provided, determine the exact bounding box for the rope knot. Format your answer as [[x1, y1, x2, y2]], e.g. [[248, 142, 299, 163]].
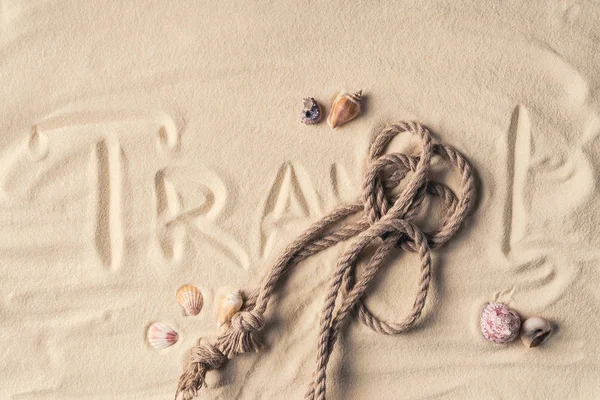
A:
[[230, 310, 265, 332], [175, 121, 475, 400], [217, 310, 265, 359]]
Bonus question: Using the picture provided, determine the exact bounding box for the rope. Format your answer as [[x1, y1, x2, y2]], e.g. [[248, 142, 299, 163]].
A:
[[175, 121, 475, 399]]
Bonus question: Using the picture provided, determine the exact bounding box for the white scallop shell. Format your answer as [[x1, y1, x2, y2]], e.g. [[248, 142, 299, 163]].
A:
[[176, 284, 203, 316], [146, 322, 179, 350], [216, 289, 243, 327]]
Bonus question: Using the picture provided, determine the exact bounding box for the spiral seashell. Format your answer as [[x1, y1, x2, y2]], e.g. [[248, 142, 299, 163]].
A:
[[176, 284, 203, 316], [520, 317, 552, 348], [327, 90, 362, 129], [480, 303, 521, 344], [216, 289, 244, 327], [301, 97, 322, 125], [146, 322, 179, 350]]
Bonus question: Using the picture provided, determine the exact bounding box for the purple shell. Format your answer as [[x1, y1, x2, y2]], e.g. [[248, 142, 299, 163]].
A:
[[480, 303, 521, 344], [301, 97, 322, 125]]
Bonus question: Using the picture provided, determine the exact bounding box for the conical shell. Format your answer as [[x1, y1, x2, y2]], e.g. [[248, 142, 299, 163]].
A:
[[216, 289, 243, 327], [176, 284, 203, 316], [327, 90, 362, 129], [146, 322, 179, 350], [480, 303, 521, 344]]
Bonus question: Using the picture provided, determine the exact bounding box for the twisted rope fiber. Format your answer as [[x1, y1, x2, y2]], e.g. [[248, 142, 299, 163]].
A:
[[176, 121, 475, 400]]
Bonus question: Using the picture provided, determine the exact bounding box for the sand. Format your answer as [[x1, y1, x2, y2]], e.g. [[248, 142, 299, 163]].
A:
[[0, 1, 599, 399]]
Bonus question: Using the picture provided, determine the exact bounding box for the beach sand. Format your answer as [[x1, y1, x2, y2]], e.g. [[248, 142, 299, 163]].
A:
[[0, 1, 599, 399]]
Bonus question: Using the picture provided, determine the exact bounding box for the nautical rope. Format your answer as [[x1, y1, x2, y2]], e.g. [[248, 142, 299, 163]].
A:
[[176, 121, 475, 400]]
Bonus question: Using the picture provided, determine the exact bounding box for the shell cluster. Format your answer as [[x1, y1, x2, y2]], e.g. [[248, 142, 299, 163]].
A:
[[146, 285, 247, 350], [328, 91, 362, 129], [146, 322, 179, 350], [480, 303, 521, 344], [216, 289, 244, 327], [301, 97, 322, 125], [301, 90, 363, 128], [176, 284, 203, 316], [520, 317, 552, 348]]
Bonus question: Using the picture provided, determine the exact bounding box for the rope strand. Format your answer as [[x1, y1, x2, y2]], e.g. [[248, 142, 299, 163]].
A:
[[175, 121, 475, 399]]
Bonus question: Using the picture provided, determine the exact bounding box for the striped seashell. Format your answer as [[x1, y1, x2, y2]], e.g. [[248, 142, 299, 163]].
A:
[[146, 322, 179, 350], [176, 284, 203, 316]]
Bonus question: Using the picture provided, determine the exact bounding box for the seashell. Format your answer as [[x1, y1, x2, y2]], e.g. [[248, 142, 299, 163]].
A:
[[146, 322, 179, 350], [216, 289, 244, 327], [176, 284, 203, 316], [520, 317, 552, 348], [327, 90, 362, 129], [301, 97, 322, 125], [480, 303, 521, 344]]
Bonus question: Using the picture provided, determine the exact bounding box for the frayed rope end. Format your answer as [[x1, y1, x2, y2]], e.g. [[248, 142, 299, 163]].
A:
[[175, 343, 227, 400], [175, 363, 208, 400]]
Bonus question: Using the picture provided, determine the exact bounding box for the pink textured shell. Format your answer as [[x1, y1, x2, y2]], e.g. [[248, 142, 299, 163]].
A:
[[480, 303, 521, 344]]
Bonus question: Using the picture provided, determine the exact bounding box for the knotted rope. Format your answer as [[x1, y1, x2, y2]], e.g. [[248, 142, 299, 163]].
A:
[[176, 121, 475, 400]]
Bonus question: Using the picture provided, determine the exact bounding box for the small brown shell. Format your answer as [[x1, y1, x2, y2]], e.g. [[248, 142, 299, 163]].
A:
[[327, 90, 362, 129]]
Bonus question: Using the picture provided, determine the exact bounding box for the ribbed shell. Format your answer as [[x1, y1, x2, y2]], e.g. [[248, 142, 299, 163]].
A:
[[146, 322, 179, 350], [176, 284, 203, 316]]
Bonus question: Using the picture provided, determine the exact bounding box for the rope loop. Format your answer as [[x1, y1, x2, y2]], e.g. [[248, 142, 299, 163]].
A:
[[176, 122, 475, 400]]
